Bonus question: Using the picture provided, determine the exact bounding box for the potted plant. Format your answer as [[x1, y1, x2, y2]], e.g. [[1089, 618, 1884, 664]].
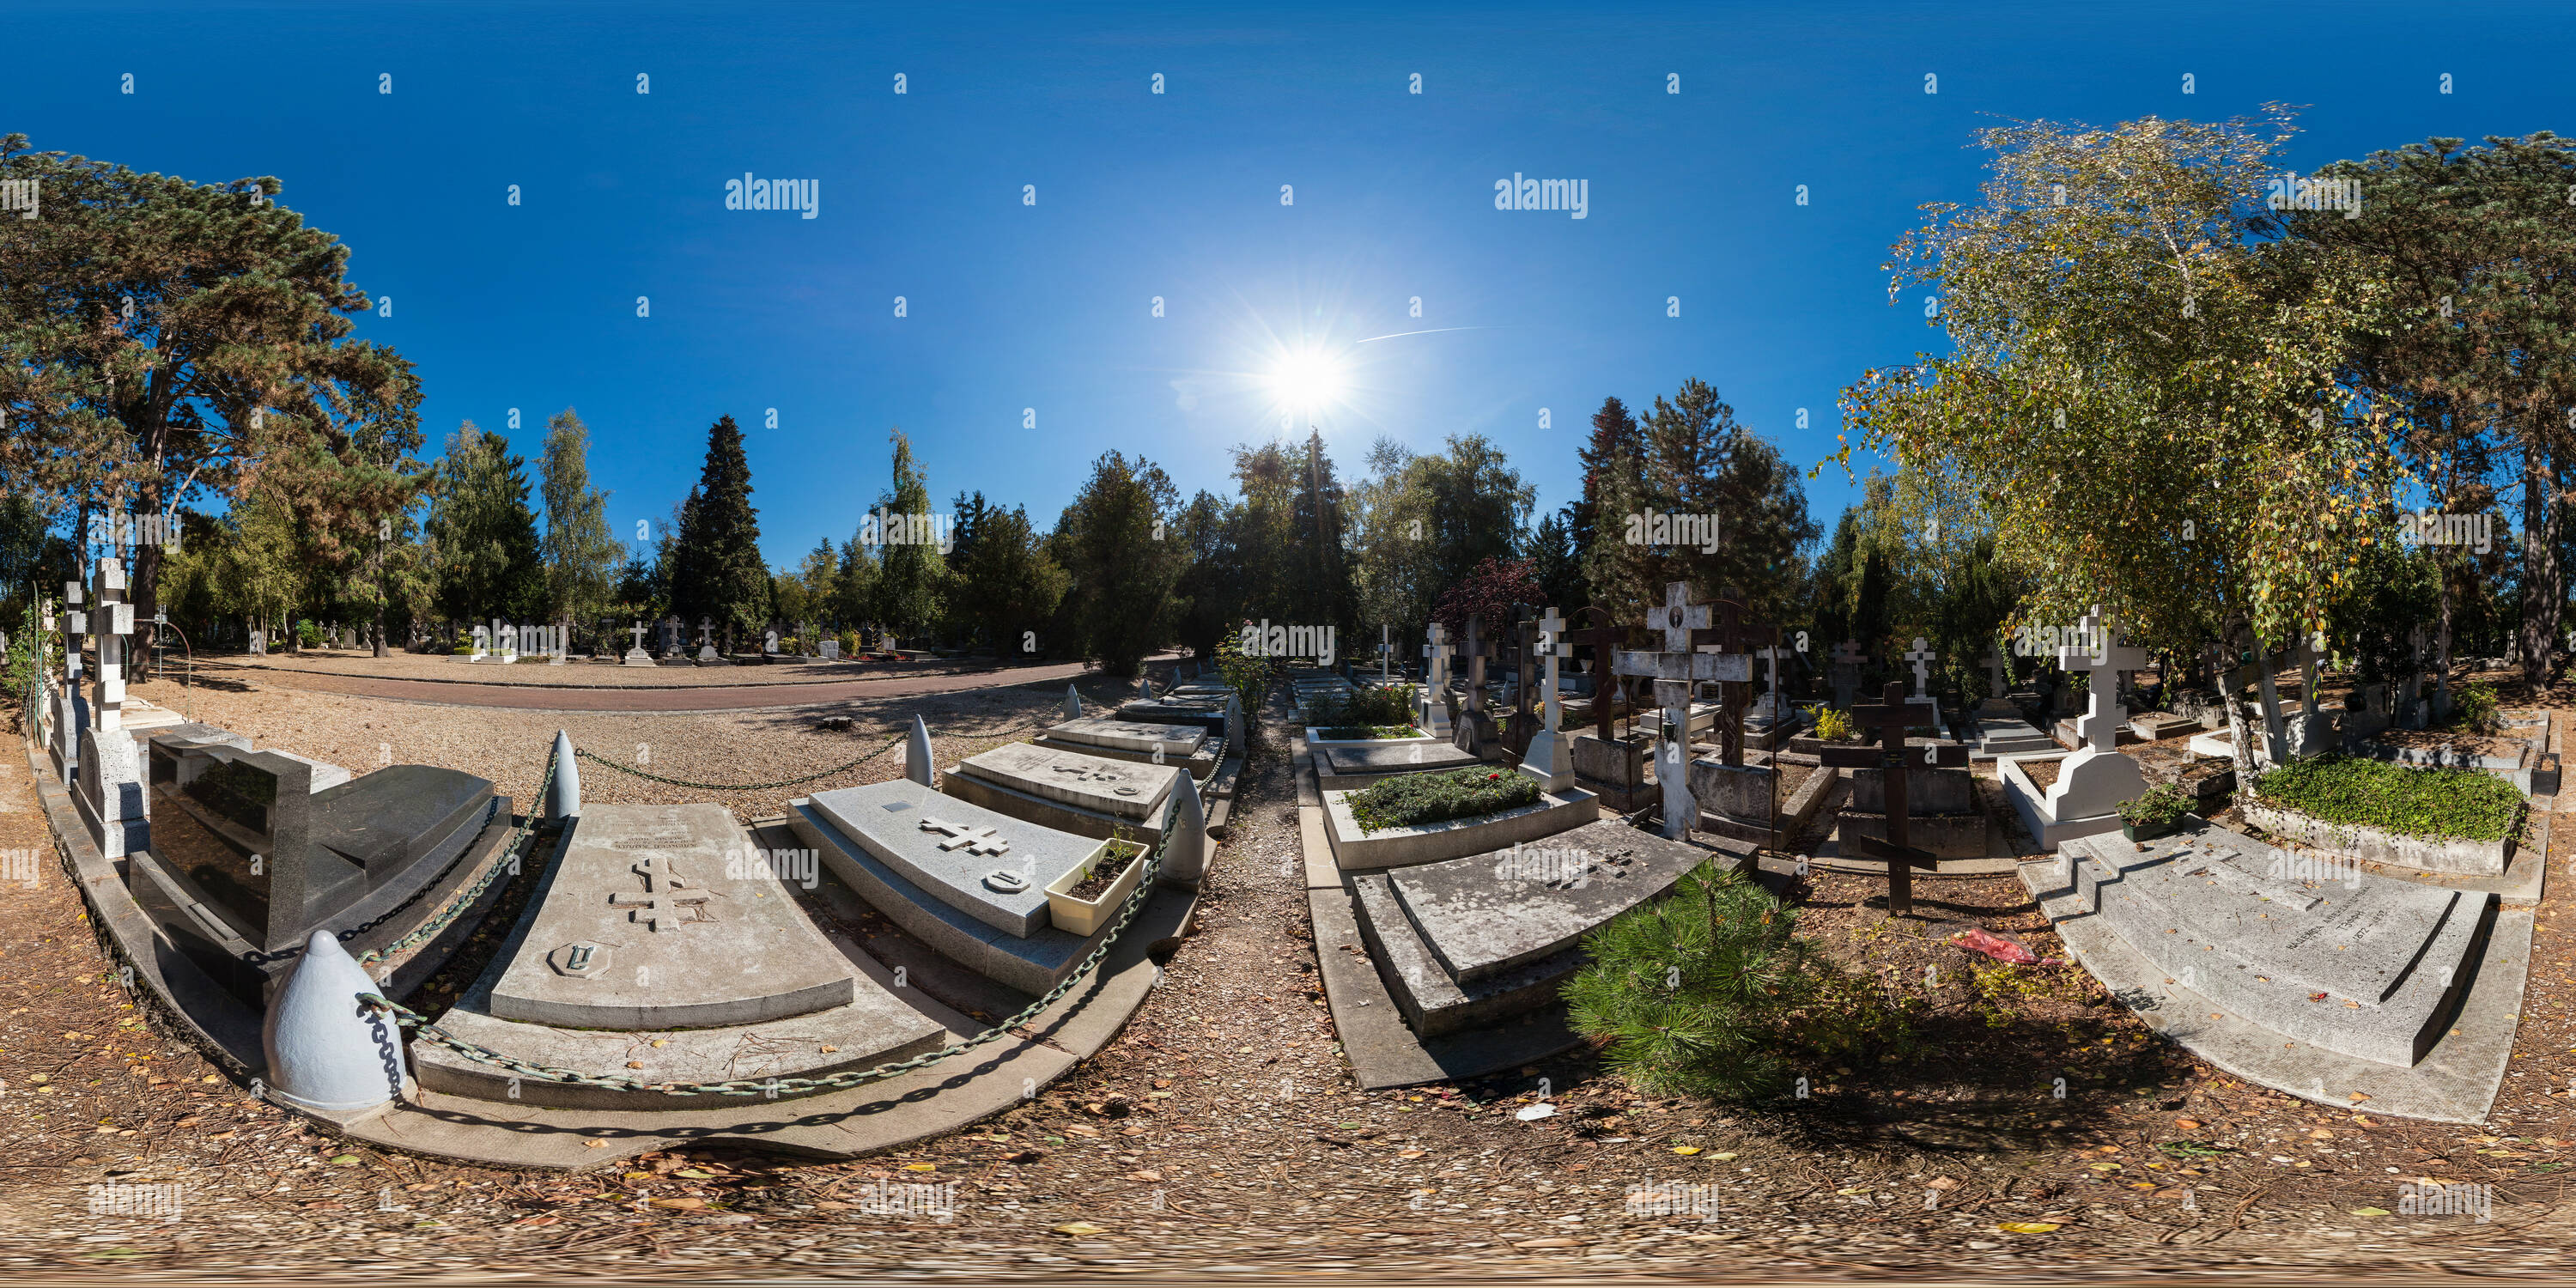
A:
[[1045, 836, 1151, 935], [2116, 782, 2194, 842]]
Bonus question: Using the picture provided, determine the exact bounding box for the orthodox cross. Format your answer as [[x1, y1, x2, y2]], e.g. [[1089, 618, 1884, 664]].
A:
[[1902, 638, 1937, 702], [1534, 606, 1572, 734], [1459, 616, 1495, 717], [1695, 592, 1778, 766], [1751, 641, 1792, 714], [1561, 605, 1631, 742], [609, 856, 714, 933], [1828, 639, 1865, 708], [1510, 608, 1539, 755], [920, 817, 1012, 856], [1816, 681, 1962, 917], [1613, 582, 1748, 746], [1422, 622, 1452, 690], [2062, 606, 2148, 755], [697, 617, 715, 649]]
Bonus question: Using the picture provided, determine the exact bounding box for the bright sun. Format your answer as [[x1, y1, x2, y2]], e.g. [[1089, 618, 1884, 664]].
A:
[[1270, 349, 1345, 410]]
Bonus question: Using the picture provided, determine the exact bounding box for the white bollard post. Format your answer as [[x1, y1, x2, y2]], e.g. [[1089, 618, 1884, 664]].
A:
[[547, 729, 580, 821], [260, 931, 411, 1114], [1065, 684, 1082, 720], [1161, 770, 1210, 884], [1223, 694, 1244, 753], [906, 714, 936, 788]]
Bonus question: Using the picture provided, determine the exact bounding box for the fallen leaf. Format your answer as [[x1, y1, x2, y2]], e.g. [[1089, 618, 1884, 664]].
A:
[[2175, 1118, 2202, 1130], [1065, 1125, 1103, 1139], [650, 1197, 704, 1211], [902, 1163, 938, 1172], [1711, 1151, 1739, 1161], [1126, 1170, 1162, 1182], [1515, 1236, 1582, 1248], [1398, 1150, 1425, 1159], [1673, 1146, 1701, 1156], [671, 1169, 714, 1179], [1996, 1222, 2062, 1235], [1927, 1176, 1959, 1190], [2350, 1206, 2391, 1217], [1052, 1221, 1108, 1236]]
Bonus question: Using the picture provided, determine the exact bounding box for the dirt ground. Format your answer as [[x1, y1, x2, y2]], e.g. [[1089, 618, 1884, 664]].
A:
[[3, 665, 2575, 1279]]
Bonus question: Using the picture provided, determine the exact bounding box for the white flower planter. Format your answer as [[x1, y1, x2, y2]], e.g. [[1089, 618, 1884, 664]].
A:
[[1045, 839, 1149, 936]]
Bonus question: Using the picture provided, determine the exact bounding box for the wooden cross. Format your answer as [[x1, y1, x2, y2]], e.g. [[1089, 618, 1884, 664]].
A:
[[1816, 681, 1962, 917], [1697, 592, 1779, 767], [1562, 605, 1631, 741]]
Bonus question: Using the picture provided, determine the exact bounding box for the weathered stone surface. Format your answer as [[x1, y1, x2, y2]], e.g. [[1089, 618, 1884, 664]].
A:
[[1686, 760, 1777, 822], [2057, 822, 2493, 1066], [954, 743, 1177, 825], [1316, 739, 1480, 778], [1849, 762, 1974, 815], [1388, 819, 1710, 984], [1046, 717, 1206, 759], [2237, 799, 2514, 878], [807, 780, 1101, 937], [489, 804, 855, 1030], [2130, 712, 2201, 740], [1572, 733, 1645, 786]]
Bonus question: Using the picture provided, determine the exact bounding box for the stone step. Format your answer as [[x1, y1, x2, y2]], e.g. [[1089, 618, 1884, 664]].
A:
[[2057, 821, 2492, 1066]]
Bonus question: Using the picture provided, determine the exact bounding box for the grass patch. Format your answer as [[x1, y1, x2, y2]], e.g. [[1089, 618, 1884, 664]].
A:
[[1314, 725, 1422, 740], [1346, 765, 1539, 834], [1565, 863, 1914, 1100], [2252, 752, 2522, 843]]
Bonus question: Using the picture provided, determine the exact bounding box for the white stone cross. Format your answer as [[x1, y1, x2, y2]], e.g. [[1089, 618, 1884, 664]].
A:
[[610, 856, 712, 933], [1422, 622, 1452, 689], [697, 617, 715, 647], [1981, 646, 2008, 699], [1614, 580, 1715, 716], [920, 817, 1012, 856], [1902, 638, 1936, 701], [1534, 607, 1571, 732], [89, 559, 133, 733], [629, 620, 647, 652], [2057, 605, 2146, 753]]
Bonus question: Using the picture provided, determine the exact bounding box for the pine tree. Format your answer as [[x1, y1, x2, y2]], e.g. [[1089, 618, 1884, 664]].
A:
[[424, 423, 545, 629], [671, 416, 766, 651], [870, 428, 945, 639], [1571, 395, 1641, 571], [1051, 450, 1185, 677]]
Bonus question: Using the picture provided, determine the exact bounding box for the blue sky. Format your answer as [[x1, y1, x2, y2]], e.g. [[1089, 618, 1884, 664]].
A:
[[13, 1, 2571, 568]]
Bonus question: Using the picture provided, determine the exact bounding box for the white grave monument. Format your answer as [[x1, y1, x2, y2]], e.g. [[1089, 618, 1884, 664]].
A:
[[75, 558, 149, 859], [2003, 605, 2147, 850], [1419, 623, 1455, 739], [1518, 607, 1577, 793], [623, 620, 654, 666], [1613, 582, 1751, 840], [696, 617, 720, 663]]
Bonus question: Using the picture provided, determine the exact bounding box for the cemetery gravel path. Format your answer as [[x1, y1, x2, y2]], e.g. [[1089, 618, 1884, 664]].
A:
[[205, 655, 1142, 712], [8, 685, 2576, 1279]]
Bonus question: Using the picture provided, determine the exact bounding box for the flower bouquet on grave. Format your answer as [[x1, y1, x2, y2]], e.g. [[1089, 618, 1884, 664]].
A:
[[2115, 782, 2194, 843]]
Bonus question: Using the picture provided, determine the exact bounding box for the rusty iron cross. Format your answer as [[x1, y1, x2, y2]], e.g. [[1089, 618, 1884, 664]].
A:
[[1816, 681, 1964, 917]]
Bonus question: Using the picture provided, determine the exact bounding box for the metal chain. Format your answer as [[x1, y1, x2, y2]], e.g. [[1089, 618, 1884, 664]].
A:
[[356, 750, 560, 968], [360, 788, 1182, 1097], [573, 730, 906, 793]]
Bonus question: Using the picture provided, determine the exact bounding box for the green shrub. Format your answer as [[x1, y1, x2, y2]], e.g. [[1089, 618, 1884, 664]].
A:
[[1814, 708, 1856, 742], [2454, 681, 2500, 734], [1565, 863, 1912, 1100], [2115, 782, 2193, 829], [1309, 684, 1417, 727], [2253, 753, 2522, 843], [1315, 725, 1419, 740], [1346, 766, 1539, 833], [295, 618, 321, 648]]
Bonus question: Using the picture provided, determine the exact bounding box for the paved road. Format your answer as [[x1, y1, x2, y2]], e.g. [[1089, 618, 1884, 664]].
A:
[[228, 657, 1135, 712]]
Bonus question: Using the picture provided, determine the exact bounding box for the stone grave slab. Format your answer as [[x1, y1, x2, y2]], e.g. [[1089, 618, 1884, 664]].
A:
[[2056, 823, 2491, 1066], [489, 804, 856, 1030], [1315, 738, 1482, 786], [1045, 717, 1206, 759], [2130, 711, 2202, 740], [1389, 819, 1710, 983], [1118, 702, 1227, 735], [1970, 715, 2054, 762], [952, 742, 1178, 826], [805, 779, 1100, 937]]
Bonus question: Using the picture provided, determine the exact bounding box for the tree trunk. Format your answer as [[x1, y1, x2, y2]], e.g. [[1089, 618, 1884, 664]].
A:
[[2521, 441, 2561, 693], [2437, 559, 2456, 714]]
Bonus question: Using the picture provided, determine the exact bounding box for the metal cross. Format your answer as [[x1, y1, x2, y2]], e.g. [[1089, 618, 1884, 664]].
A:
[[1560, 605, 1631, 741]]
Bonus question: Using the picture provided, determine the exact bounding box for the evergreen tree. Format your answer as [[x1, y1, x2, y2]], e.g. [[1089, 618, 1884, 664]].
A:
[[949, 501, 1068, 659], [1587, 378, 1817, 623], [869, 428, 945, 638], [1527, 507, 1587, 612], [1571, 395, 1641, 574], [424, 422, 545, 628], [539, 408, 623, 645], [1051, 450, 1185, 677], [670, 415, 766, 650]]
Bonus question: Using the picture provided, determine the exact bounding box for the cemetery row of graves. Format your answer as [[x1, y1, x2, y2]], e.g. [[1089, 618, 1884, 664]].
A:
[[11, 542, 2549, 1181]]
